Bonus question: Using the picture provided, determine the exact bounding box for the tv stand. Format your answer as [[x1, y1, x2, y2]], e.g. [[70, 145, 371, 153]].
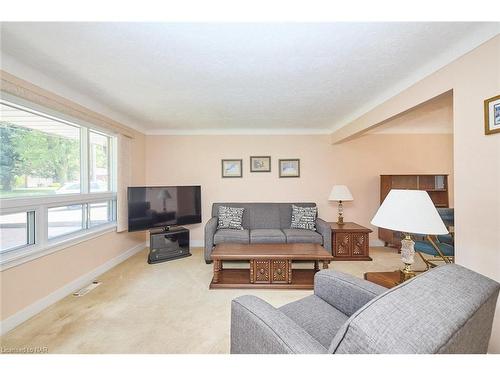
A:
[[148, 227, 191, 264]]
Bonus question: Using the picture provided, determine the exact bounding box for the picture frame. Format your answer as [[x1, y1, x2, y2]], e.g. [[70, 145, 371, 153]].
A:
[[250, 156, 271, 172], [221, 159, 243, 178], [279, 159, 300, 178], [484, 94, 500, 135]]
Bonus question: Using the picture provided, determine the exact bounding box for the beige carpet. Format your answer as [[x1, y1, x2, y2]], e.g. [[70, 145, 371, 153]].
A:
[[1, 246, 425, 353]]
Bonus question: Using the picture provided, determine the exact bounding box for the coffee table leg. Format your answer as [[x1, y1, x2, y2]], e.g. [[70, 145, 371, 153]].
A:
[[213, 260, 221, 283], [322, 260, 329, 270], [288, 260, 292, 284], [314, 261, 320, 272]]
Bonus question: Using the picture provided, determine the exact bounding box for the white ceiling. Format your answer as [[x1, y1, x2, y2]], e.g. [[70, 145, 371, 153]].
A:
[[1, 22, 498, 134]]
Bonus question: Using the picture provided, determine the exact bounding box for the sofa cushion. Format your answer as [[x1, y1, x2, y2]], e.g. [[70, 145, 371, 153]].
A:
[[279, 295, 349, 349], [217, 206, 245, 230], [249, 204, 281, 229], [283, 228, 322, 244], [250, 229, 286, 244], [291, 205, 317, 230], [214, 229, 250, 244]]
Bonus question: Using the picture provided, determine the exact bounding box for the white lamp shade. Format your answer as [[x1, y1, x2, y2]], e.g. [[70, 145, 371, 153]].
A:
[[371, 189, 448, 235], [329, 185, 353, 201]]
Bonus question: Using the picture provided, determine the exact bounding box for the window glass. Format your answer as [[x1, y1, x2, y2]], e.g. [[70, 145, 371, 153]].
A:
[[89, 131, 109, 192], [0, 103, 81, 197], [0, 211, 33, 252], [89, 201, 113, 227], [0, 100, 117, 262], [47, 204, 84, 239]]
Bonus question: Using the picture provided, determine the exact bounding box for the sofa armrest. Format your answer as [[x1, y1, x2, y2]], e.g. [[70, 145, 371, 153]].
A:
[[204, 216, 218, 262], [316, 217, 332, 252], [231, 295, 327, 354], [314, 270, 387, 316]]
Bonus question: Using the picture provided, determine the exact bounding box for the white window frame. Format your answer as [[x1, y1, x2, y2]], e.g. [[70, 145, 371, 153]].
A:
[[0, 96, 118, 270]]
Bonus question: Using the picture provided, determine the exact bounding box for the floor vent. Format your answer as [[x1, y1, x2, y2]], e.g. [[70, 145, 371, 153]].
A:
[[73, 281, 101, 297]]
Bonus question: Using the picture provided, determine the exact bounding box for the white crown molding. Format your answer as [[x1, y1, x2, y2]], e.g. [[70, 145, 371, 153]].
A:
[[329, 25, 500, 133], [0, 242, 146, 336], [145, 128, 332, 135]]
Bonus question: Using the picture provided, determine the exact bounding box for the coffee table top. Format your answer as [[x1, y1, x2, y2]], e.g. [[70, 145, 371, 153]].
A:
[[211, 243, 333, 260]]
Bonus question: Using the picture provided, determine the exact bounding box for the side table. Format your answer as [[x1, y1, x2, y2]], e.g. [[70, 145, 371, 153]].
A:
[[330, 222, 372, 261], [364, 271, 400, 288]]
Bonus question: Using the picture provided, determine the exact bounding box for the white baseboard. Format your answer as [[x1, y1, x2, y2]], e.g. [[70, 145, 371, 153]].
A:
[[0, 241, 146, 336]]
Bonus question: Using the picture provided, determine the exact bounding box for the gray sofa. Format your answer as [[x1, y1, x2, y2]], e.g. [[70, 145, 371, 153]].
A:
[[231, 264, 500, 354], [204, 202, 331, 263]]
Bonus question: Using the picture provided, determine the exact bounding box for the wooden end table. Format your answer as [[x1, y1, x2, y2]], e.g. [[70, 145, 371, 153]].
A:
[[330, 222, 372, 261], [210, 243, 333, 290], [364, 271, 400, 288]]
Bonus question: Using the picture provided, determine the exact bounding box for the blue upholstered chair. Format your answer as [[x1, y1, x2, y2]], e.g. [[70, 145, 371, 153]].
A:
[[414, 208, 454, 269]]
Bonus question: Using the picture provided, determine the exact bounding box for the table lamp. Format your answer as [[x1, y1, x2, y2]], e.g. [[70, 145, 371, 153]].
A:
[[329, 185, 353, 225], [371, 189, 448, 282]]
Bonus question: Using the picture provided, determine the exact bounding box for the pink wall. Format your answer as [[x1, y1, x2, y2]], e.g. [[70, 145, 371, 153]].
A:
[[145, 133, 453, 244], [0, 132, 146, 321], [329, 35, 499, 352]]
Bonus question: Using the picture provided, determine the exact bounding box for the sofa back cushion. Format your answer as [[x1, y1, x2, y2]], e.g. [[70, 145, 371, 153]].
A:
[[329, 264, 500, 354], [212, 202, 317, 229]]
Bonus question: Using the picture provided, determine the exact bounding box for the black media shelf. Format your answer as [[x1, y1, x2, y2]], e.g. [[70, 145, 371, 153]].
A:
[[148, 227, 191, 264]]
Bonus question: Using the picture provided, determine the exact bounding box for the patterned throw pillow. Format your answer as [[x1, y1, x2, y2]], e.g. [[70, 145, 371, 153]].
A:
[[290, 205, 317, 231], [217, 206, 245, 230]]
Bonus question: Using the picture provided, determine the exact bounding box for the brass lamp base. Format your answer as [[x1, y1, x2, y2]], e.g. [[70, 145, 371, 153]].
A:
[[398, 235, 416, 283], [337, 200, 344, 225], [399, 264, 416, 283]]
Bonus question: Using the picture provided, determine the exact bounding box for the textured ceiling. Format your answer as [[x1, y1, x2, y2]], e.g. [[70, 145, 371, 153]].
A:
[[1, 22, 498, 134]]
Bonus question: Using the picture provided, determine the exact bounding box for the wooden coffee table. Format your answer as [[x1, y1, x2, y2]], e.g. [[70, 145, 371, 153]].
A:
[[209, 243, 333, 289]]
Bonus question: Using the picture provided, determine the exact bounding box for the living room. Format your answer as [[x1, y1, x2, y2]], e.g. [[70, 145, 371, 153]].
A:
[[1, 1, 499, 372]]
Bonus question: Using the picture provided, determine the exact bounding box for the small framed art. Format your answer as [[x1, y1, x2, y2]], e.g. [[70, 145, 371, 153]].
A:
[[250, 156, 271, 172], [221, 159, 243, 178], [279, 159, 300, 178], [484, 94, 500, 135]]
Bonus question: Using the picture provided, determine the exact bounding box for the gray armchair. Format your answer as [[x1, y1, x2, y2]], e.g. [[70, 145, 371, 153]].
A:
[[231, 264, 500, 354]]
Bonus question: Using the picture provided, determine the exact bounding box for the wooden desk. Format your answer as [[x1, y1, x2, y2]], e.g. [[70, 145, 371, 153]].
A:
[[330, 222, 372, 261]]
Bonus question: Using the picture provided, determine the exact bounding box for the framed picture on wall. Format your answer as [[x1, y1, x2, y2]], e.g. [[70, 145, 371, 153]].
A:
[[484, 94, 500, 135], [279, 159, 300, 178], [221, 159, 243, 178], [250, 156, 271, 172]]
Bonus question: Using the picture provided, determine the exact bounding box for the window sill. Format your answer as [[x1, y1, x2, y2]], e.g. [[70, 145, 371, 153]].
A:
[[0, 223, 118, 271]]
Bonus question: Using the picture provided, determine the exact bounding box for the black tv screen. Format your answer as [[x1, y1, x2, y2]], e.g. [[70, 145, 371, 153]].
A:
[[127, 186, 201, 232]]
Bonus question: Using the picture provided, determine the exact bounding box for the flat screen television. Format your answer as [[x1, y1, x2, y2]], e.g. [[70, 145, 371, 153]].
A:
[[127, 186, 201, 232]]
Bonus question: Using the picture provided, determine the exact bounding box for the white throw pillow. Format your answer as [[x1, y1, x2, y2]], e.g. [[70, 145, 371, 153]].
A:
[[290, 205, 317, 231], [217, 206, 245, 230]]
